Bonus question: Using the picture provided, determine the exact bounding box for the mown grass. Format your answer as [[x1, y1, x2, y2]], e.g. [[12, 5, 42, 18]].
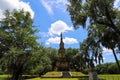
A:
[[43, 71, 62, 77], [42, 71, 88, 77], [28, 74, 120, 80], [71, 72, 87, 76], [27, 78, 87, 80], [28, 72, 88, 80], [0, 75, 9, 80], [98, 74, 120, 80], [1, 74, 120, 80]]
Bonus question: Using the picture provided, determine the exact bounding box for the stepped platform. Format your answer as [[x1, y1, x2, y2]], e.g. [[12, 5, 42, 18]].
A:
[[41, 71, 89, 78], [62, 72, 71, 78]]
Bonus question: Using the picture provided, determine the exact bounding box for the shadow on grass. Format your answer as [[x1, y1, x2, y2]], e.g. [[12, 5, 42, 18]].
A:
[[23, 75, 38, 79], [98, 79, 106, 80], [3, 75, 38, 80], [78, 78, 89, 80]]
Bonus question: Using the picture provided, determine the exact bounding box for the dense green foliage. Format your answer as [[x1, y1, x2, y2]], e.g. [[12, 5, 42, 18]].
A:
[[96, 61, 120, 74], [0, 9, 58, 80], [65, 48, 87, 72], [67, 0, 120, 70], [0, 9, 38, 80], [27, 46, 52, 75]]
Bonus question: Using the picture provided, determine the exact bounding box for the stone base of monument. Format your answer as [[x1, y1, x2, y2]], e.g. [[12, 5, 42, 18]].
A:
[[89, 68, 98, 80], [41, 71, 72, 78], [41, 71, 89, 78]]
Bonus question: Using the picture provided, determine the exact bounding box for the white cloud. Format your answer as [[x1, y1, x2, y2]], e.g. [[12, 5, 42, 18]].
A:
[[41, 0, 53, 15], [41, 20, 76, 45], [46, 37, 60, 45], [48, 20, 73, 36], [64, 37, 78, 44], [0, 0, 34, 19], [114, 0, 120, 9], [46, 36, 78, 45], [103, 48, 113, 56], [40, 0, 68, 15]]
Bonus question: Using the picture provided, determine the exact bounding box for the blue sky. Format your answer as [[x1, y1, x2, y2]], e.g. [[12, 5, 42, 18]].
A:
[[23, 0, 88, 49], [0, 0, 120, 63]]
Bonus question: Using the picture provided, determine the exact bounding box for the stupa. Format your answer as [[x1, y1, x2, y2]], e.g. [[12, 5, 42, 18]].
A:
[[55, 33, 69, 71]]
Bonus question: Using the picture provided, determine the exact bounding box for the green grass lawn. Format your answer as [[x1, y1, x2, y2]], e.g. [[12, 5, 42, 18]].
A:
[[27, 74, 120, 80], [42, 71, 88, 77], [27, 72, 88, 80], [0, 75, 9, 80], [98, 74, 120, 80], [42, 71, 62, 77], [71, 72, 87, 76], [1, 74, 120, 80], [27, 78, 87, 80]]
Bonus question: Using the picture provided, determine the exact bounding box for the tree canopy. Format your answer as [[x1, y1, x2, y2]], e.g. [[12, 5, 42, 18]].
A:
[[67, 0, 120, 70], [0, 9, 38, 80]]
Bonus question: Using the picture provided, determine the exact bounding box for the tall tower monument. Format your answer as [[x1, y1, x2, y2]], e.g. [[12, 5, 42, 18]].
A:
[[58, 33, 65, 58], [55, 33, 69, 71]]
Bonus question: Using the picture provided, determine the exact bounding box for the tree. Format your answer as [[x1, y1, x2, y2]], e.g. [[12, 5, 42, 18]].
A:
[[96, 61, 120, 74], [67, 0, 120, 71], [0, 9, 38, 80], [28, 45, 52, 75], [65, 48, 87, 72], [79, 36, 103, 68], [65, 48, 78, 70], [74, 53, 87, 72], [46, 47, 58, 70]]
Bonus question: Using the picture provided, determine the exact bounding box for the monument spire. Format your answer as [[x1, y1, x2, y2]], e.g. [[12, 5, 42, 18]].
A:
[[60, 33, 64, 49], [60, 33, 63, 41]]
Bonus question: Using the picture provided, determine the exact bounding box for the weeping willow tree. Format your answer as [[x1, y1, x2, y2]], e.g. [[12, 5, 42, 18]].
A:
[[67, 0, 120, 71]]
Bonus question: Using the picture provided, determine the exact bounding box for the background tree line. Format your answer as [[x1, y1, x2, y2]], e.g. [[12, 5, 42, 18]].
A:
[[96, 60, 120, 74]]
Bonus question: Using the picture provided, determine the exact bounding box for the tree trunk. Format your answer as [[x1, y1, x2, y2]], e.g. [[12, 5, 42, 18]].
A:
[[11, 72, 20, 80], [10, 65, 23, 80], [89, 67, 98, 80], [112, 49, 120, 72]]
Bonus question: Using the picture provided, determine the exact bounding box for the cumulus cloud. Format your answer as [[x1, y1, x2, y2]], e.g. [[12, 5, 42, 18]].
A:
[[40, 0, 68, 15], [64, 37, 78, 44], [46, 36, 78, 45], [0, 0, 34, 19], [42, 20, 77, 45], [46, 37, 60, 45], [48, 20, 73, 36]]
